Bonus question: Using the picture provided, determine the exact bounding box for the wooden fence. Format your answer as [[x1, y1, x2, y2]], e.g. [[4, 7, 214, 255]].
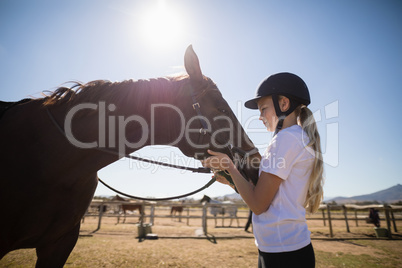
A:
[[83, 200, 250, 235], [83, 201, 402, 238], [316, 204, 402, 238]]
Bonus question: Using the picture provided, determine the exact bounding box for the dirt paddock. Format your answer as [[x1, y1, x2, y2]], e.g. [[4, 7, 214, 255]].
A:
[[1, 213, 402, 267]]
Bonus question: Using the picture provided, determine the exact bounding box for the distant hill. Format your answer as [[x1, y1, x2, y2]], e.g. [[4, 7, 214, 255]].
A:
[[327, 184, 402, 204]]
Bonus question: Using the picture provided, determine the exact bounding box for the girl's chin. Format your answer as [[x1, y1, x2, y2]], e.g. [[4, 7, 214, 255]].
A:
[[263, 123, 273, 132]]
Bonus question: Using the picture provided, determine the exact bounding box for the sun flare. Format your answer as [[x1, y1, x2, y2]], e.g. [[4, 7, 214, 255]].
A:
[[139, 1, 184, 48]]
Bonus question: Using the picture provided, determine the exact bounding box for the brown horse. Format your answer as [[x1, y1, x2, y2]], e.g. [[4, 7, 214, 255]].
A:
[[170, 206, 184, 216], [170, 200, 185, 222], [0, 45, 260, 267], [112, 195, 144, 223], [170, 205, 184, 222]]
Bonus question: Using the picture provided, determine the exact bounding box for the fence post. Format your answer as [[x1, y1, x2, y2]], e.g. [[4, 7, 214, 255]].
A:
[[186, 207, 190, 226], [92, 202, 104, 233], [139, 204, 144, 225], [390, 208, 398, 232], [384, 206, 393, 239], [150, 204, 155, 225], [327, 204, 333, 237], [321, 209, 326, 226], [98, 203, 105, 229], [343, 205, 350, 233], [116, 203, 121, 224], [354, 209, 358, 227], [202, 203, 208, 235]]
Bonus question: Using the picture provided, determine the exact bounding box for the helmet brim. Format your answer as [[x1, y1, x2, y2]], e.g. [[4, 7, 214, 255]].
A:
[[244, 97, 261, 110]]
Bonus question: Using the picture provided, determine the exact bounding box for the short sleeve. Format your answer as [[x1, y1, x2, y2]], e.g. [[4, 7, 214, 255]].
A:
[[259, 130, 303, 180]]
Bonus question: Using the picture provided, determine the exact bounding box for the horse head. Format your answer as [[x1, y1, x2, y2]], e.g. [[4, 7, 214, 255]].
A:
[[174, 45, 261, 184], [200, 195, 211, 203]]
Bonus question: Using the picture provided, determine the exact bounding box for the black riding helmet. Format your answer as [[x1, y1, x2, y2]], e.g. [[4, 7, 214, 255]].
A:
[[244, 72, 311, 135]]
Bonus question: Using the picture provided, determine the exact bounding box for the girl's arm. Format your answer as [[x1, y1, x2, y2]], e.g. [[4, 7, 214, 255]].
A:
[[202, 150, 282, 215]]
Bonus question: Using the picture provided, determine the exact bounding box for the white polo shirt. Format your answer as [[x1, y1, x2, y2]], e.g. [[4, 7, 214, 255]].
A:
[[253, 125, 315, 253]]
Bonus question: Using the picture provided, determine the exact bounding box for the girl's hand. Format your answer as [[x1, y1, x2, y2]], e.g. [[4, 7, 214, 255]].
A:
[[201, 150, 235, 171]]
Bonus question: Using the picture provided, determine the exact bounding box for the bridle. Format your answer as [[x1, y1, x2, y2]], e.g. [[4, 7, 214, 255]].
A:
[[189, 85, 259, 178], [45, 83, 258, 201]]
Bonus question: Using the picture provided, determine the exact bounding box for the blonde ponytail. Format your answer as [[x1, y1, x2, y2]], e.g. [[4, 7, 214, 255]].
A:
[[296, 106, 324, 213]]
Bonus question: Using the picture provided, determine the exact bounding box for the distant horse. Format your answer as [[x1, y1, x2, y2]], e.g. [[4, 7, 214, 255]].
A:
[[367, 208, 381, 227], [200, 195, 239, 227], [112, 195, 144, 223], [0, 45, 260, 267], [170, 206, 184, 216], [170, 203, 185, 222]]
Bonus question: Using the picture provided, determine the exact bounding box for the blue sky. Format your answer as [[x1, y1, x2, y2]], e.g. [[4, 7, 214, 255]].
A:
[[1, 0, 401, 200]]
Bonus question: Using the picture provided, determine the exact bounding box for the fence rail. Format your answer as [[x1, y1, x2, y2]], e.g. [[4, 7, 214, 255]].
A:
[[317, 204, 402, 238], [84, 201, 250, 235], [83, 201, 402, 238]]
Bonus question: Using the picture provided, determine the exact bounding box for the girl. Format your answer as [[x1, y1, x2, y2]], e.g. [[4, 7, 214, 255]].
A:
[[202, 72, 324, 267]]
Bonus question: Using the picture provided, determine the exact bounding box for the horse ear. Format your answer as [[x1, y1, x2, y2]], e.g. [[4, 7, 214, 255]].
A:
[[184, 45, 203, 83]]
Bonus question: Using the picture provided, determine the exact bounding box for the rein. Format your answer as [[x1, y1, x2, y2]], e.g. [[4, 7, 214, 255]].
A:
[[97, 176, 215, 201]]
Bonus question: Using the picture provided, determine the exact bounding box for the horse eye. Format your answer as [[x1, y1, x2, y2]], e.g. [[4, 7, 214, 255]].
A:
[[218, 108, 227, 113]]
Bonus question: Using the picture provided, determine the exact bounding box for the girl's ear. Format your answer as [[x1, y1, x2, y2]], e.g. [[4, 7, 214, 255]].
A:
[[279, 96, 290, 112]]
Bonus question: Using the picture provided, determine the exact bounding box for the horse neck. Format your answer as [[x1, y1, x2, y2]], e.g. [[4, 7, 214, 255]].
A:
[[113, 78, 191, 149], [47, 78, 190, 172]]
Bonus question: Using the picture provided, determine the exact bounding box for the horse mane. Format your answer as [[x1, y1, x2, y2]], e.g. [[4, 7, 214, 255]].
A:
[[42, 75, 196, 108]]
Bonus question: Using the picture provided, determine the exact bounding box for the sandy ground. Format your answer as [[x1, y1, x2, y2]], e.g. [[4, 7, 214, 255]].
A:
[[1, 207, 401, 267]]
